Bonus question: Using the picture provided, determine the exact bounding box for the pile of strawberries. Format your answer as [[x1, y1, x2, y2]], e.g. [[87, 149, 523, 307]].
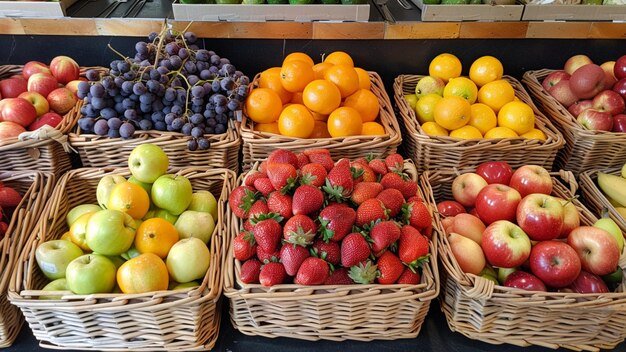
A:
[[0, 182, 23, 240], [229, 148, 432, 287]]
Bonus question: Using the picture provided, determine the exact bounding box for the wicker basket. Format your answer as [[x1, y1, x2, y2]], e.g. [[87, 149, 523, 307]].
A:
[[580, 167, 626, 233], [9, 167, 237, 351], [0, 66, 97, 177], [394, 75, 564, 172], [523, 69, 626, 174], [240, 71, 402, 172], [0, 171, 54, 348], [427, 168, 626, 351], [223, 159, 439, 341]]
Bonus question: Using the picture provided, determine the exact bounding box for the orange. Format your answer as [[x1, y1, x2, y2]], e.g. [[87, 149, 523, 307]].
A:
[[327, 107, 362, 138], [449, 125, 483, 140], [469, 56, 504, 87], [313, 62, 334, 80], [60, 231, 72, 241], [324, 64, 360, 99], [355, 67, 371, 90], [361, 121, 385, 136], [469, 103, 497, 135], [254, 122, 280, 135], [521, 128, 547, 141], [484, 126, 518, 139], [324, 51, 354, 67], [69, 212, 95, 251], [443, 77, 478, 104], [310, 110, 328, 121], [117, 253, 169, 294], [291, 92, 304, 104], [278, 104, 315, 138], [280, 60, 315, 93], [433, 96, 471, 131], [283, 52, 314, 67], [497, 101, 535, 135], [302, 80, 341, 115], [421, 122, 448, 137], [245, 88, 283, 123], [107, 181, 150, 220], [429, 53, 462, 83], [342, 89, 380, 123], [134, 218, 179, 259], [477, 80, 515, 113], [310, 120, 331, 138], [415, 93, 442, 124], [259, 67, 293, 104]]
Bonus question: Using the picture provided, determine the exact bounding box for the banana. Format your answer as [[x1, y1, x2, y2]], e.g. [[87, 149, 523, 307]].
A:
[[616, 207, 626, 219], [622, 163, 626, 179], [598, 173, 626, 208]]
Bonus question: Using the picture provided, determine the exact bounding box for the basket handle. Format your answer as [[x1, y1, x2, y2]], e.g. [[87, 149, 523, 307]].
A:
[[18, 125, 77, 153], [464, 275, 495, 300]]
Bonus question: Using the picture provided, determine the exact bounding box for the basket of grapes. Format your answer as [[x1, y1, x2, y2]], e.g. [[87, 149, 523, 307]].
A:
[[69, 27, 246, 172]]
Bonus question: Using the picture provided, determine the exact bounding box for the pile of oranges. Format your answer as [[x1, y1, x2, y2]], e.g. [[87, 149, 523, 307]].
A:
[[405, 53, 547, 141], [245, 51, 385, 139]]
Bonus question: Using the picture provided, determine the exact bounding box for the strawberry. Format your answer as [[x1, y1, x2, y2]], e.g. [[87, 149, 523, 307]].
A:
[[292, 185, 324, 216], [369, 159, 388, 176], [312, 239, 340, 266], [323, 159, 354, 202], [244, 171, 267, 187], [280, 244, 310, 276], [304, 149, 334, 172], [228, 186, 258, 219], [351, 182, 383, 205], [402, 201, 431, 230], [0, 222, 7, 238], [300, 163, 327, 188], [380, 172, 406, 192], [355, 198, 388, 227], [259, 161, 268, 174], [266, 162, 298, 193], [422, 224, 433, 240], [247, 200, 269, 220], [295, 152, 309, 169], [268, 149, 299, 169], [240, 259, 262, 284], [396, 267, 421, 284], [351, 162, 377, 183], [253, 177, 275, 197], [348, 260, 378, 284], [341, 232, 371, 267], [398, 225, 430, 267], [407, 195, 423, 203], [376, 189, 405, 218], [324, 267, 354, 285], [283, 214, 317, 242], [259, 262, 287, 287], [294, 257, 329, 285], [370, 221, 401, 256], [352, 157, 369, 167], [233, 231, 257, 261], [243, 220, 254, 232], [376, 251, 404, 284], [400, 180, 418, 199], [319, 203, 356, 242], [267, 192, 293, 220], [253, 218, 282, 253], [257, 246, 280, 264], [385, 153, 404, 172]]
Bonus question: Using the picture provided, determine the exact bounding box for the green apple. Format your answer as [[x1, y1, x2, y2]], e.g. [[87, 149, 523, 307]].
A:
[[66, 204, 102, 227], [478, 265, 497, 278], [96, 175, 126, 208], [35, 240, 84, 280], [481, 274, 498, 285], [106, 255, 126, 269], [128, 144, 169, 183], [169, 281, 200, 290], [86, 210, 137, 256], [166, 238, 210, 283], [188, 191, 218, 221], [66, 254, 116, 294], [594, 218, 624, 253], [151, 175, 193, 216], [497, 267, 517, 285], [602, 266, 623, 284], [148, 208, 179, 224], [175, 211, 215, 244], [129, 176, 152, 195], [121, 246, 141, 261], [40, 278, 70, 300], [415, 76, 445, 98]]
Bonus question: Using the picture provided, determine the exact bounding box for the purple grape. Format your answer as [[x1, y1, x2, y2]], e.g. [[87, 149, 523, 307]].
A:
[[190, 113, 204, 124], [86, 69, 100, 81], [170, 55, 182, 69], [197, 138, 210, 150], [133, 82, 147, 95], [107, 117, 122, 130], [179, 48, 189, 60], [210, 55, 220, 65], [184, 31, 197, 43], [140, 93, 154, 105], [108, 129, 120, 138], [188, 75, 200, 86], [119, 123, 135, 138], [187, 139, 198, 151], [215, 124, 226, 134], [139, 119, 153, 130], [191, 86, 205, 98], [90, 84, 105, 98], [124, 109, 138, 120], [191, 126, 204, 138], [123, 71, 136, 80], [135, 41, 149, 54], [78, 117, 95, 132], [154, 121, 167, 131], [181, 123, 193, 135], [171, 105, 183, 115], [171, 118, 184, 130], [91, 97, 106, 110], [93, 119, 109, 135]]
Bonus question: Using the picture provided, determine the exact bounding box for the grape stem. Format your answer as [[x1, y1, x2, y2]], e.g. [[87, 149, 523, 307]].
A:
[[107, 44, 131, 63]]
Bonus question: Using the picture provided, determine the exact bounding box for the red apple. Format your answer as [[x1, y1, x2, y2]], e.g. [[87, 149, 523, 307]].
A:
[[437, 200, 466, 217], [509, 165, 553, 198], [568, 270, 609, 294], [557, 198, 580, 239], [469, 207, 479, 218], [22, 61, 51, 80], [476, 161, 513, 185], [614, 55, 626, 81], [0, 78, 27, 98], [504, 271, 547, 292], [18, 91, 49, 117], [542, 71, 571, 91], [567, 226, 620, 276], [564, 55, 594, 75], [0, 121, 26, 139], [65, 80, 83, 97], [49, 56, 80, 85], [567, 100, 594, 117], [28, 112, 63, 131], [475, 184, 521, 225], [449, 213, 485, 245], [0, 98, 37, 127], [448, 232, 486, 275], [592, 90, 625, 116], [614, 78, 626, 101], [451, 173, 488, 208], [482, 220, 531, 268], [613, 114, 626, 133], [601, 61, 617, 90], [570, 64, 606, 99], [577, 108, 614, 131], [548, 80, 578, 108], [516, 194, 564, 241], [529, 240, 581, 288], [46, 88, 77, 115], [27, 73, 58, 98]]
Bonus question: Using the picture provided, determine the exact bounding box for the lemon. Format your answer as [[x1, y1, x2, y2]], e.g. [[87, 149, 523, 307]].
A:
[[415, 93, 442, 124], [443, 77, 478, 104]]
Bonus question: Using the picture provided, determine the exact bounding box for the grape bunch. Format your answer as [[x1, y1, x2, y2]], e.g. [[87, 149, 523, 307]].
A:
[[76, 29, 249, 150]]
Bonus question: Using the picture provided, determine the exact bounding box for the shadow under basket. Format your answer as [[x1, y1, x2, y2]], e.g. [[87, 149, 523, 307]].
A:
[[223, 159, 439, 341], [9, 167, 237, 351], [580, 167, 626, 233], [426, 168, 626, 351]]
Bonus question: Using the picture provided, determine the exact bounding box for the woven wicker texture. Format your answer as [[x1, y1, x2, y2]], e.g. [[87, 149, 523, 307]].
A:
[[394, 75, 564, 172], [9, 167, 237, 351], [426, 168, 626, 351], [580, 168, 626, 233], [524, 69, 626, 174], [240, 71, 402, 172], [0, 171, 54, 348], [223, 159, 439, 341]]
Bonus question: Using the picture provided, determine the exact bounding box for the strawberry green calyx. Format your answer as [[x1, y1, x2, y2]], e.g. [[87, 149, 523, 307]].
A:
[[243, 231, 256, 245], [400, 203, 413, 225], [350, 166, 365, 180], [319, 218, 336, 243], [365, 153, 377, 163], [250, 212, 284, 225], [322, 178, 347, 203], [349, 260, 378, 284], [300, 173, 317, 186], [285, 227, 316, 247], [406, 254, 430, 273], [280, 176, 299, 195], [241, 189, 260, 213]]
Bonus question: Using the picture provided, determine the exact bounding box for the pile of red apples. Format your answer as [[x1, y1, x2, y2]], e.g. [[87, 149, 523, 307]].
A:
[[542, 54, 626, 132], [0, 57, 82, 139]]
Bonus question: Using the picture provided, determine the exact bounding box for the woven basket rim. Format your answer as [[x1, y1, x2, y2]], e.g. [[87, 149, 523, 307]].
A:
[[580, 168, 626, 231]]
